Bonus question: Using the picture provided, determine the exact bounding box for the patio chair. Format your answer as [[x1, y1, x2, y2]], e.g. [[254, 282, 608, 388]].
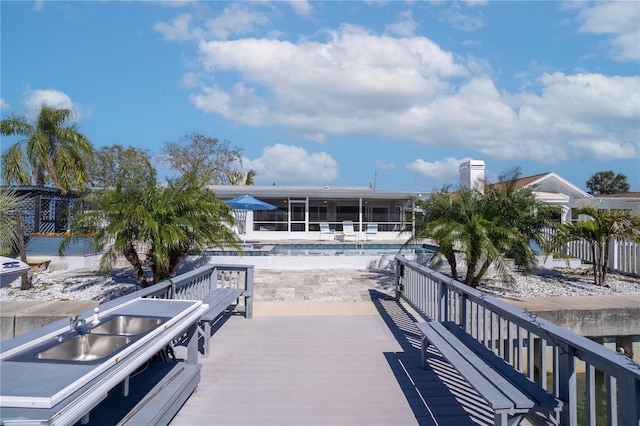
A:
[[340, 220, 358, 241], [319, 223, 335, 240], [365, 223, 378, 241]]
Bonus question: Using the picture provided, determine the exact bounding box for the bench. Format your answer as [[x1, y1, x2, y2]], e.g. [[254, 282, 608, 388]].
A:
[[198, 287, 244, 358], [119, 363, 201, 425], [416, 321, 564, 426]]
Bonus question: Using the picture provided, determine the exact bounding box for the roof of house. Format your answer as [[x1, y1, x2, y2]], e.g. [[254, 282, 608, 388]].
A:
[[596, 192, 640, 198], [207, 185, 428, 200]]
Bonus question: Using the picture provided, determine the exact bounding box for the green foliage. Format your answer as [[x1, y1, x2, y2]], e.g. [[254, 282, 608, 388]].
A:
[[1, 105, 93, 194], [407, 167, 560, 288], [160, 133, 256, 185], [64, 170, 241, 286], [84, 144, 155, 188], [0, 189, 26, 256], [586, 171, 630, 195], [552, 206, 640, 286]]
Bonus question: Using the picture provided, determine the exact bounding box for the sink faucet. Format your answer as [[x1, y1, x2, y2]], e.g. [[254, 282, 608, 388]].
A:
[[70, 315, 87, 334]]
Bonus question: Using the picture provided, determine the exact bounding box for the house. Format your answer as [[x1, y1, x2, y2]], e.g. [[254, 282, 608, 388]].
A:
[[213, 160, 637, 242], [207, 185, 424, 241], [459, 160, 639, 222]]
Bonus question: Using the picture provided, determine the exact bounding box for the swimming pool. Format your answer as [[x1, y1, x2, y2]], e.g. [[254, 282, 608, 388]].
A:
[[207, 243, 435, 256]]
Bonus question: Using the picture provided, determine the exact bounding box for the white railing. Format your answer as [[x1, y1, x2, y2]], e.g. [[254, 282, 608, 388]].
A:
[[395, 255, 640, 426]]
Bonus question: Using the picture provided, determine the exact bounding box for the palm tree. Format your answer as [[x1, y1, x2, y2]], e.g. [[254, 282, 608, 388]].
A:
[[408, 187, 461, 281], [407, 168, 559, 288], [0, 189, 31, 289], [226, 169, 257, 185], [0, 188, 24, 256], [64, 171, 241, 286], [553, 206, 640, 286], [586, 171, 630, 195], [1, 105, 92, 194]]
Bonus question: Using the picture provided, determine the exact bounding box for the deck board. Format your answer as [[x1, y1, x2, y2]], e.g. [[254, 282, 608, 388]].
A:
[[170, 294, 494, 426]]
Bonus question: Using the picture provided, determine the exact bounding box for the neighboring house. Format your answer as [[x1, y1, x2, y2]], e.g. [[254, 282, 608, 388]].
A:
[[2, 186, 80, 234], [207, 185, 425, 241], [459, 160, 639, 222], [586, 192, 640, 216]]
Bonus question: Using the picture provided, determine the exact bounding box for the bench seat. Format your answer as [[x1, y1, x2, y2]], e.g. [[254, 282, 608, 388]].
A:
[[198, 287, 244, 358], [416, 321, 563, 426], [119, 363, 200, 426]]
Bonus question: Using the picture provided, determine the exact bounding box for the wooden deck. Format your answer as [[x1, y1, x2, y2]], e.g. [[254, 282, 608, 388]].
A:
[[170, 292, 496, 426]]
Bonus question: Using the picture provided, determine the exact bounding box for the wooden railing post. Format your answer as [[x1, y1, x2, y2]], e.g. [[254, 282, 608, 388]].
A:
[[245, 266, 254, 319], [438, 280, 447, 322], [395, 263, 404, 301], [558, 344, 577, 426]]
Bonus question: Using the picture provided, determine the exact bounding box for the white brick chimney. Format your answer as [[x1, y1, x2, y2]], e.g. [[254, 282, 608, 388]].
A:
[[459, 160, 485, 191]]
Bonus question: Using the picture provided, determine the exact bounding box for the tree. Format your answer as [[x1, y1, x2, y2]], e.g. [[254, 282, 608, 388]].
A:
[[84, 144, 154, 188], [0, 189, 24, 256], [407, 167, 559, 288], [227, 169, 256, 185], [1, 105, 93, 194], [64, 170, 241, 286], [552, 206, 640, 286], [160, 133, 256, 185], [586, 171, 630, 195], [0, 189, 30, 289]]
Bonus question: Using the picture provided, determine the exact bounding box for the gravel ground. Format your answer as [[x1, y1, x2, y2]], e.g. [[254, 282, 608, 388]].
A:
[[1, 264, 639, 303]]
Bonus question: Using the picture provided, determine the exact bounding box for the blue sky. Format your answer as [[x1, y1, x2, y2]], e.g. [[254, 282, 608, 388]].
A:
[[2, 1, 639, 192]]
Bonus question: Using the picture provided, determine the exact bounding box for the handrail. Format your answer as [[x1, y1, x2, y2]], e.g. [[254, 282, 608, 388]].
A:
[[395, 255, 640, 426], [1, 263, 255, 352]]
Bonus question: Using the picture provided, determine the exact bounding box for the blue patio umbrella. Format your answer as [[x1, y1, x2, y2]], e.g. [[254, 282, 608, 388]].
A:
[[225, 195, 276, 243]]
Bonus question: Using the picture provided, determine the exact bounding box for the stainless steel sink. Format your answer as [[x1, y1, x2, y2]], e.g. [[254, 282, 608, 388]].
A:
[[36, 334, 131, 362], [90, 315, 165, 336]]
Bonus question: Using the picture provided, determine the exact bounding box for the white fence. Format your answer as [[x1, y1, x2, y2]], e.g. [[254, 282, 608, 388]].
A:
[[565, 237, 640, 276]]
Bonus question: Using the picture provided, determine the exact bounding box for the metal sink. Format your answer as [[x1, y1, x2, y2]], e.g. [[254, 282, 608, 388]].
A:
[[7, 333, 134, 364], [90, 315, 165, 336]]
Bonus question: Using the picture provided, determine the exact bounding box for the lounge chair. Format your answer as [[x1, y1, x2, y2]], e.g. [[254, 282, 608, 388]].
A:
[[339, 220, 358, 241], [365, 223, 378, 241], [319, 223, 335, 240]]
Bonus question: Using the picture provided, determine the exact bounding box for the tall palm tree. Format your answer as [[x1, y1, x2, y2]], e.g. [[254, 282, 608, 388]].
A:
[[553, 206, 640, 286], [64, 171, 241, 286], [1, 105, 92, 194]]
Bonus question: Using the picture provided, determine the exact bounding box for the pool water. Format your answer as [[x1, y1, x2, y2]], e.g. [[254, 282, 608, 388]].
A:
[[208, 243, 435, 256]]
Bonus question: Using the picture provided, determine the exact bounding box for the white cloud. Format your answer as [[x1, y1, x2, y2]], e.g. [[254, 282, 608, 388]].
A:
[[22, 89, 91, 119], [386, 10, 419, 37], [438, 4, 485, 32], [154, 13, 200, 41], [0, 98, 10, 111], [193, 25, 467, 137], [376, 160, 395, 170], [155, 5, 269, 42], [569, 139, 639, 161], [243, 144, 339, 185], [406, 157, 473, 183], [164, 10, 638, 166], [577, 2, 640, 61], [204, 4, 269, 40], [287, 1, 313, 17]]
